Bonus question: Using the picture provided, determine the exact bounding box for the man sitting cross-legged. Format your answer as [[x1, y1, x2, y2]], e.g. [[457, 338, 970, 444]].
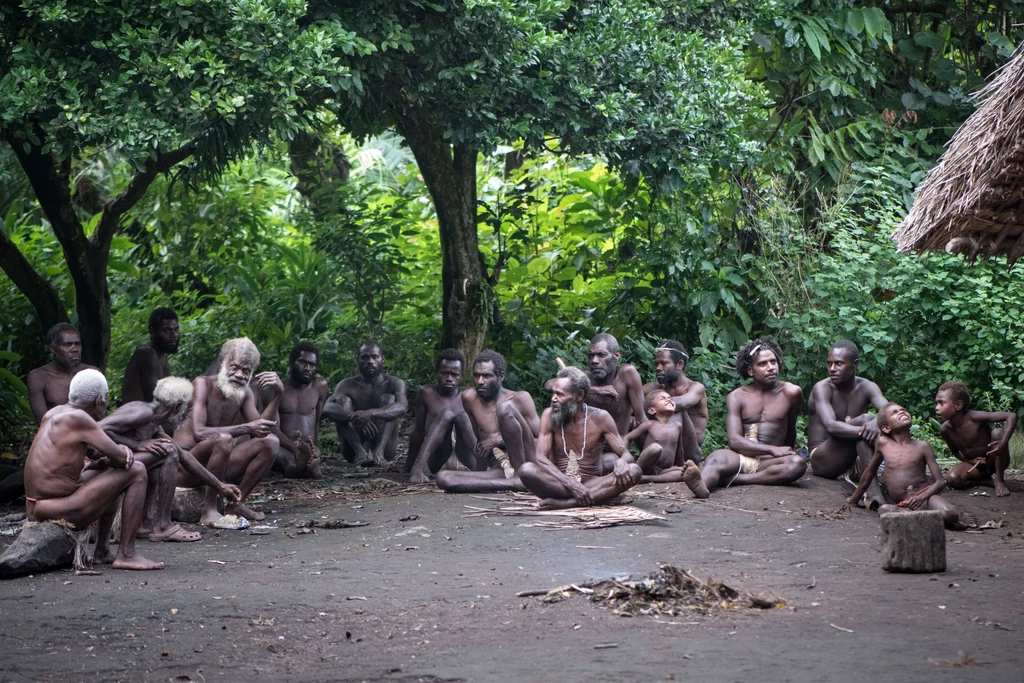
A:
[[700, 337, 806, 491], [436, 350, 540, 493], [807, 340, 888, 509], [936, 381, 1017, 498], [642, 340, 709, 445], [519, 367, 642, 509], [99, 377, 242, 542], [24, 369, 163, 570], [323, 341, 408, 468], [407, 349, 478, 484], [173, 338, 282, 525], [262, 342, 329, 479], [625, 389, 707, 495]]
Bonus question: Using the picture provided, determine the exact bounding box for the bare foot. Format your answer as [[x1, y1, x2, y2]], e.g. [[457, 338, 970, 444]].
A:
[[112, 554, 165, 571], [995, 481, 1010, 497], [225, 501, 265, 522], [200, 509, 223, 527], [307, 458, 323, 480], [681, 462, 710, 499], [409, 469, 431, 485], [149, 524, 202, 543], [537, 497, 578, 510], [92, 547, 115, 565], [136, 527, 153, 539]]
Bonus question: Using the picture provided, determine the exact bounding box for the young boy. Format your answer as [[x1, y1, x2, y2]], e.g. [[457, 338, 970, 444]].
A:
[[624, 389, 708, 497], [848, 403, 969, 530], [935, 381, 1017, 498]]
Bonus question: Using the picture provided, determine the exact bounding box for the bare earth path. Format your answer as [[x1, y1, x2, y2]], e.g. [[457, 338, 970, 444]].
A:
[[1, 472, 1022, 682]]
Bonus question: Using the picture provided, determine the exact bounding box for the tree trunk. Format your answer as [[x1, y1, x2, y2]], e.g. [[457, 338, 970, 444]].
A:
[[394, 103, 487, 363]]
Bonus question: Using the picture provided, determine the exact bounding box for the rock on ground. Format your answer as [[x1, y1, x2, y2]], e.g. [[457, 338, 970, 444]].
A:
[[0, 522, 75, 578]]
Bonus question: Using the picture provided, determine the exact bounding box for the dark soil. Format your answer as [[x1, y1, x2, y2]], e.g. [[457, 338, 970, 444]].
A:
[[1, 459, 1022, 682]]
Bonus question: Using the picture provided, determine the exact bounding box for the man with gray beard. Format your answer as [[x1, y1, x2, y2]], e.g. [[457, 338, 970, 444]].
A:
[[173, 338, 282, 525], [519, 366, 641, 508], [100, 377, 242, 542]]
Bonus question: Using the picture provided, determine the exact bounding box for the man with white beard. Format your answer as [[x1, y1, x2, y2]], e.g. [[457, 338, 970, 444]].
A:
[[100, 377, 242, 542], [519, 366, 642, 509], [173, 338, 282, 525]]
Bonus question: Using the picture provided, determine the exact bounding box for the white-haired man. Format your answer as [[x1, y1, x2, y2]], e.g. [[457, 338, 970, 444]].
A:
[[24, 369, 164, 570], [519, 366, 642, 509], [100, 377, 242, 542], [173, 338, 283, 525]]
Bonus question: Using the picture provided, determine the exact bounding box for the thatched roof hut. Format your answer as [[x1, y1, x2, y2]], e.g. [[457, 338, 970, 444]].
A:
[[893, 48, 1024, 263]]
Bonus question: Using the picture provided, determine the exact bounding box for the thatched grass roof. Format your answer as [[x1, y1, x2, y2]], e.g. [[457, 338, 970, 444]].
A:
[[893, 48, 1024, 262]]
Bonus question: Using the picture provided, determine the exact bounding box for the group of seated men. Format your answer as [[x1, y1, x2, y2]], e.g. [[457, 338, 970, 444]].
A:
[[22, 307, 1017, 570]]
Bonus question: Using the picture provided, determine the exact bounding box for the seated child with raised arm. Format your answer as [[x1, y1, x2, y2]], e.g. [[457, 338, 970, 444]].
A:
[[935, 381, 1017, 498], [624, 389, 707, 497], [848, 403, 970, 530]]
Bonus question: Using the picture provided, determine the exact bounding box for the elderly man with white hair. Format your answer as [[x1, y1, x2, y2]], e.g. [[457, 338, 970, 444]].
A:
[[519, 366, 642, 509], [23, 369, 164, 570], [100, 377, 242, 542], [174, 338, 283, 525]]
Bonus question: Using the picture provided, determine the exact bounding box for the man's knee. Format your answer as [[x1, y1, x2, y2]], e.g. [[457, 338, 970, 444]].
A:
[[260, 434, 280, 457], [435, 470, 456, 491], [211, 432, 233, 453], [438, 409, 456, 425], [783, 454, 807, 479], [518, 462, 541, 483], [496, 401, 521, 421], [129, 460, 148, 484], [945, 470, 966, 489]]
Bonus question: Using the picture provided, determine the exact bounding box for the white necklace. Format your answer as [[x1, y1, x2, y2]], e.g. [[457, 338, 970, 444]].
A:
[[561, 403, 588, 461]]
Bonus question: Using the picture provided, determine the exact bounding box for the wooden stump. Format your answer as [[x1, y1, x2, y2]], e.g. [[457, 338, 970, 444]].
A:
[[880, 509, 946, 573], [171, 488, 205, 524]]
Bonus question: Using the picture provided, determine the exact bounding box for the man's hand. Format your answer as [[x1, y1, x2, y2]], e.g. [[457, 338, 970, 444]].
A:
[[986, 439, 1008, 457], [246, 419, 276, 438], [859, 419, 881, 444], [353, 413, 378, 440], [768, 445, 796, 458], [474, 437, 503, 457], [612, 458, 637, 486], [140, 439, 174, 457], [589, 385, 619, 400], [903, 492, 928, 510], [847, 493, 864, 508], [218, 483, 242, 503], [255, 371, 284, 396], [83, 457, 110, 471], [570, 482, 593, 507]]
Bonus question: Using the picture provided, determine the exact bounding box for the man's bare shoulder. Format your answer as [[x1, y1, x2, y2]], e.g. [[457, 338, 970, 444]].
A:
[[128, 344, 158, 362], [384, 374, 407, 392], [781, 381, 803, 400], [511, 389, 535, 406], [641, 381, 658, 394], [810, 378, 833, 397], [46, 404, 91, 427], [27, 363, 56, 382], [332, 376, 361, 394], [617, 363, 643, 383], [312, 377, 329, 394], [853, 377, 882, 396], [588, 405, 616, 427]]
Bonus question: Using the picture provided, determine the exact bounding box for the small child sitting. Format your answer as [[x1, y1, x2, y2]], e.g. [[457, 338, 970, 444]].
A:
[[624, 389, 707, 497]]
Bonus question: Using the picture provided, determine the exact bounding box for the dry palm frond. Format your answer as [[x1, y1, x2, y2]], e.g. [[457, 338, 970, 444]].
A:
[[894, 46, 1024, 262], [462, 504, 665, 529]]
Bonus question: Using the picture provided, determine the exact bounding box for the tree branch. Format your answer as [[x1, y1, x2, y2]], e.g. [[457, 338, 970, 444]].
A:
[[97, 142, 196, 249], [0, 228, 68, 332]]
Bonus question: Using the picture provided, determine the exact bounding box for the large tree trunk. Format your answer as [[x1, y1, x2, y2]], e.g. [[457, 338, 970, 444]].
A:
[[394, 102, 488, 363]]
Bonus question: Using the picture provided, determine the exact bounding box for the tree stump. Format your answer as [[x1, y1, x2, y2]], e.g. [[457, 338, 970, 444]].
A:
[[880, 509, 946, 573], [171, 488, 205, 524], [0, 522, 76, 578]]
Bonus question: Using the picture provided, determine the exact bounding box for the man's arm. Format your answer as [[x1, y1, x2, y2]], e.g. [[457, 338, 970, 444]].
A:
[[98, 405, 152, 451], [76, 413, 134, 467], [27, 370, 47, 424], [254, 372, 284, 420], [407, 388, 430, 459], [322, 381, 355, 423], [784, 384, 803, 449], [127, 348, 161, 404], [848, 442, 884, 505], [371, 377, 408, 421], [513, 391, 541, 436], [620, 365, 648, 425], [808, 382, 862, 440], [599, 411, 638, 486], [670, 380, 705, 412], [313, 379, 328, 447]]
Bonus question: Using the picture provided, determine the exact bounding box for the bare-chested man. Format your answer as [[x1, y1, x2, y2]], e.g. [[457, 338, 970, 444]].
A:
[[262, 342, 328, 479], [24, 369, 163, 570], [173, 338, 282, 525], [27, 323, 99, 424], [807, 340, 887, 508], [323, 341, 407, 468], [435, 350, 540, 493], [700, 337, 806, 491], [642, 340, 709, 445], [121, 307, 179, 403], [519, 367, 642, 508], [407, 349, 478, 484], [583, 333, 647, 437], [100, 377, 242, 542]]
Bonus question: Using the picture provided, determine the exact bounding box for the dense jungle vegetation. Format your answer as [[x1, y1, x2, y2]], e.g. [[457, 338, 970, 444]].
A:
[[2, 1, 1023, 455]]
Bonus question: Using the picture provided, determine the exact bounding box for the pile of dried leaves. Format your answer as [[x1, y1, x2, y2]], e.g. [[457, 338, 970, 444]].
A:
[[526, 565, 786, 617]]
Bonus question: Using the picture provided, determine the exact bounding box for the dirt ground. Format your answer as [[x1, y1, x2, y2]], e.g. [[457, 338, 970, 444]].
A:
[[1, 459, 1023, 683]]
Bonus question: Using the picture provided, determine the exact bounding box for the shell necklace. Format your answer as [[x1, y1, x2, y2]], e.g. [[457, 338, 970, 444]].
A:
[[561, 403, 589, 461]]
